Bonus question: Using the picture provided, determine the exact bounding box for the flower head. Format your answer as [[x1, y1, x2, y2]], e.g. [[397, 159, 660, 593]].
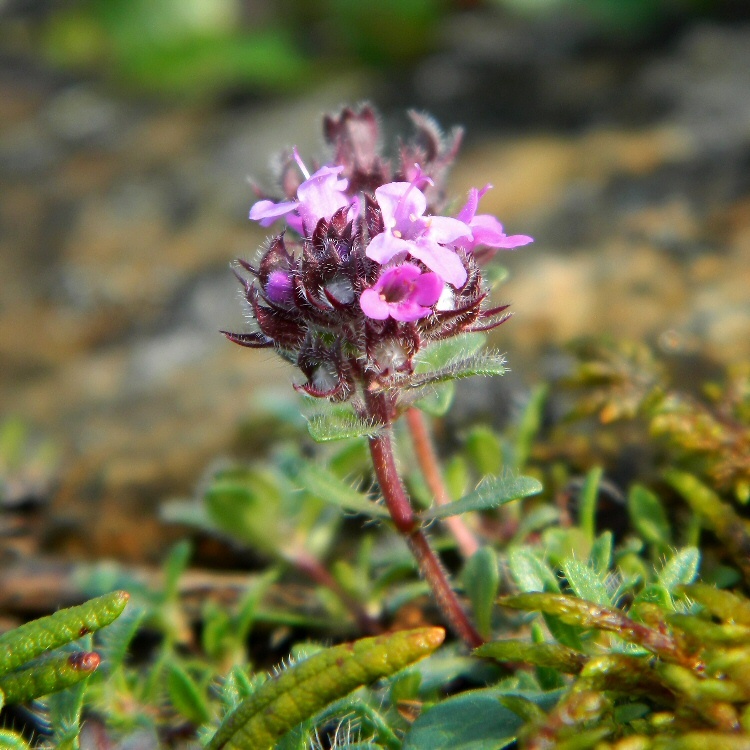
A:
[[360, 264, 443, 322], [365, 177, 471, 288], [225, 105, 531, 405]]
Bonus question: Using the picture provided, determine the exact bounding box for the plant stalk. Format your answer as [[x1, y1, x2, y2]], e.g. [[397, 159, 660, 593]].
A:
[[365, 392, 483, 648], [406, 407, 480, 559]]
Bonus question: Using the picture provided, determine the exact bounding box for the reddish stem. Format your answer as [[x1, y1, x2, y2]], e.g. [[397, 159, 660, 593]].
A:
[[406, 407, 480, 559], [365, 391, 483, 648]]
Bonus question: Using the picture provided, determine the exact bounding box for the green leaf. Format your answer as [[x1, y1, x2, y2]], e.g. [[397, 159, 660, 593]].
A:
[[512, 384, 548, 471], [163, 540, 192, 602], [588, 531, 613, 576], [0, 591, 129, 676], [658, 547, 700, 591], [666, 469, 750, 583], [297, 464, 391, 520], [561, 559, 612, 607], [462, 547, 499, 639], [0, 729, 31, 750], [500, 594, 679, 659], [578, 467, 603, 543], [221, 668, 260, 712], [506, 550, 585, 651], [414, 333, 487, 372], [482, 263, 509, 290], [167, 663, 212, 725], [414, 382, 455, 417], [628, 484, 671, 548], [408, 352, 507, 389], [97, 605, 146, 674], [47, 677, 87, 749], [420, 475, 542, 521], [207, 628, 445, 750], [306, 410, 380, 442], [464, 425, 503, 476], [204, 471, 284, 553], [683, 583, 750, 626], [403, 688, 563, 750], [0, 652, 100, 704], [508, 547, 559, 593], [475, 641, 586, 674]]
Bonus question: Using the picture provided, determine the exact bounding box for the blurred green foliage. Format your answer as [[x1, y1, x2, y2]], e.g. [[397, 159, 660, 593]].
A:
[[36, 0, 446, 99], [22, 0, 745, 100]]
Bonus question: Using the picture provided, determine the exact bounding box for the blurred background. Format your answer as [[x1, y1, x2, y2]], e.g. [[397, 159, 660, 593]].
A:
[[2, 0, 750, 594]]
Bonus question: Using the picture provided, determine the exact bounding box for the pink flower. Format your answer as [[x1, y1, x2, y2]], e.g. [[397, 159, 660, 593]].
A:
[[454, 185, 534, 256], [249, 150, 352, 235], [360, 264, 443, 322], [365, 177, 471, 288]]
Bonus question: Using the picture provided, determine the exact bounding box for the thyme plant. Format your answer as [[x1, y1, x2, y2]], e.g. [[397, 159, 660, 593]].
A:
[[223, 104, 536, 649]]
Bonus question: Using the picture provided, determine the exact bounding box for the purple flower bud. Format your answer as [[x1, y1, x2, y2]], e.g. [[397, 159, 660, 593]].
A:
[[265, 269, 294, 305], [360, 264, 443, 322]]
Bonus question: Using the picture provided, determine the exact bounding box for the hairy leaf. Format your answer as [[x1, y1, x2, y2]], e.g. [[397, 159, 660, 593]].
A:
[[408, 352, 507, 389], [414, 333, 487, 372], [562, 559, 612, 607], [297, 464, 391, 520], [306, 410, 380, 442], [47, 677, 88, 749], [208, 628, 445, 750], [500, 594, 680, 661], [658, 548, 700, 591], [420, 475, 542, 521], [664, 469, 750, 583]]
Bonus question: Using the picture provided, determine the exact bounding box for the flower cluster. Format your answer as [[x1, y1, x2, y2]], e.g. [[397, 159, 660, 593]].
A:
[[224, 106, 532, 406]]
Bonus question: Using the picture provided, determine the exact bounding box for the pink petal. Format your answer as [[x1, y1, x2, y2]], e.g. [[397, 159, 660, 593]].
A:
[[390, 300, 433, 322], [412, 271, 443, 306], [499, 233, 534, 248], [409, 240, 467, 288], [457, 188, 480, 224], [375, 182, 427, 229], [359, 287, 390, 319], [249, 199, 298, 227], [457, 184, 492, 224], [365, 232, 412, 264], [296, 165, 350, 227], [467, 214, 507, 248], [425, 215, 473, 245]]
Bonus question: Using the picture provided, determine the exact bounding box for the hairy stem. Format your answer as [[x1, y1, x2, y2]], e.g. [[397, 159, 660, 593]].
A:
[[406, 407, 480, 559], [365, 392, 483, 648]]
